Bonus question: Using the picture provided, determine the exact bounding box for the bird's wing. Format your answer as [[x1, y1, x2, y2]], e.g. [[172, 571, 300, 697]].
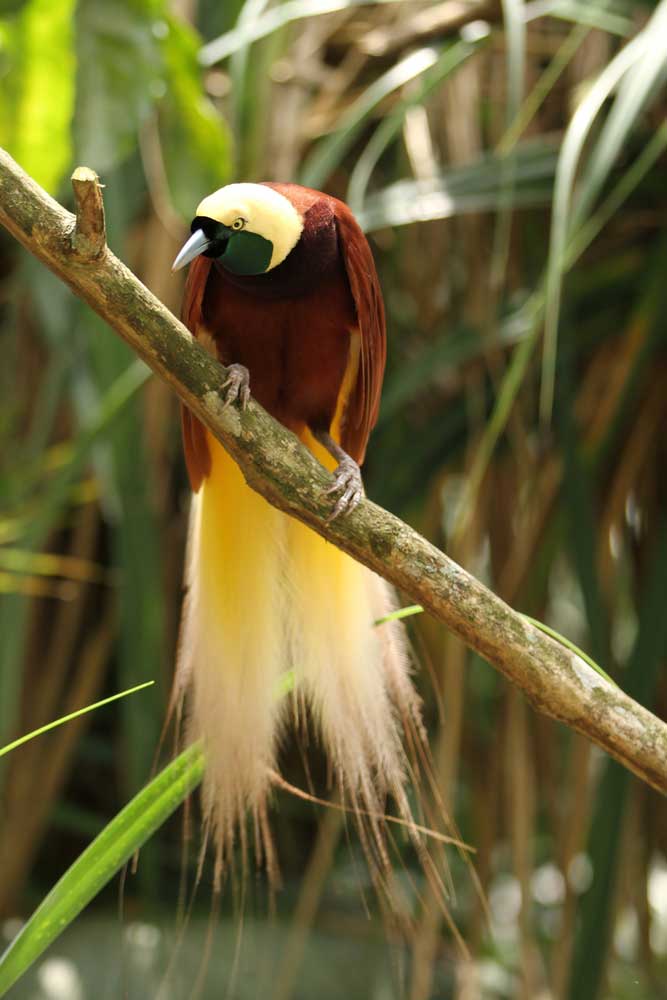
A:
[[334, 202, 386, 465], [180, 255, 213, 492]]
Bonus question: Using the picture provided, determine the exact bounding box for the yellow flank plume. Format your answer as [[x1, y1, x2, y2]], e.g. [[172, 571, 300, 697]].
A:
[[177, 405, 421, 866], [179, 433, 288, 854]]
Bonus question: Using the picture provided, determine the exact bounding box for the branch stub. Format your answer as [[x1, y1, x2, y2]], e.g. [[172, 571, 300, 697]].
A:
[[71, 166, 106, 259]]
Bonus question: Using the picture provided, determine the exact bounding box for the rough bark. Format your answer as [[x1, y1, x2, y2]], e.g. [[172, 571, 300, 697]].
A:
[[1, 146, 665, 795]]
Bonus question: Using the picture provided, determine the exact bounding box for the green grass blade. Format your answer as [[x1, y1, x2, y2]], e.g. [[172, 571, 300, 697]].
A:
[[301, 46, 443, 191], [565, 120, 667, 269], [200, 0, 409, 65], [0, 743, 205, 998], [574, 1, 667, 227], [497, 23, 590, 155], [527, 1, 633, 37], [567, 525, 667, 1000], [450, 293, 544, 542], [26, 359, 151, 548], [274, 669, 296, 699], [377, 315, 527, 427], [227, 0, 272, 146], [489, 0, 525, 292], [502, 0, 525, 123], [541, 30, 646, 421], [0, 360, 149, 767], [374, 604, 424, 626], [347, 36, 487, 211], [520, 616, 616, 686], [358, 182, 552, 231], [0, 682, 154, 758]]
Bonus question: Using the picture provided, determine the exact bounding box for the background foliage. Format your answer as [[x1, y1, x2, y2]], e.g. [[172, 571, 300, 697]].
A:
[[1, 1, 667, 997]]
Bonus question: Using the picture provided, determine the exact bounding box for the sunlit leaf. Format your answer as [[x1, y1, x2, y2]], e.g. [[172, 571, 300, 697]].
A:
[[0, 0, 76, 192]]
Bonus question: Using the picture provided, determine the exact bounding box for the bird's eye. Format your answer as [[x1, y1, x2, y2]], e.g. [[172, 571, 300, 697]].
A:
[[231, 218, 245, 231]]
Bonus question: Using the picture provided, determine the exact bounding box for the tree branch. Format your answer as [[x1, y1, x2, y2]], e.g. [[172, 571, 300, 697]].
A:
[[1, 147, 665, 795]]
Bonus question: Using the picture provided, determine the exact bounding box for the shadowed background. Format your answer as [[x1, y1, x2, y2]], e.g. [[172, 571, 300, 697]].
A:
[[1, 1, 667, 998]]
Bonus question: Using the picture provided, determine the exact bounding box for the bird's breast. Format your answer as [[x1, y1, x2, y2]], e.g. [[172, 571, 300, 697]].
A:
[[202, 255, 356, 435]]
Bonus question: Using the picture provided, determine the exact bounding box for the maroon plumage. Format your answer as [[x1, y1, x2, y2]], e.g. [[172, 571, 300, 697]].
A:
[[180, 183, 385, 490]]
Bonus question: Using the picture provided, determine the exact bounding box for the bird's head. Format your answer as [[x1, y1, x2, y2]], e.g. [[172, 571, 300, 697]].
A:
[[172, 183, 304, 276]]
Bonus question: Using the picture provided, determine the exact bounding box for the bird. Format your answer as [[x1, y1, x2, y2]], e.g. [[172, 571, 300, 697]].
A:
[[171, 182, 427, 879]]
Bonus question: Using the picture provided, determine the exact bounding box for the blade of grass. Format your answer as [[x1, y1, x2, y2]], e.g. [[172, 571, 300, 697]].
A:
[[0, 548, 108, 582], [497, 21, 589, 155], [0, 360, 149, 770], [489, 0, 526, 294], [227, 0, 272, 170], [0, 742, 205, 999], [357, 137, 557, 231], [301, 46, 444, 191], [200, 0, 410, 65], [376, 298, 540, 429], [347, 35, 488, 211], [565, 121, 667, 270], [0, 682, 154, 758], [374, 604, 424, 626], [567, 525, 667, 1000], [574, 1, 667, 228], [439, 112, 662, 543], [520, 618, 615, 686], [78, 304, 165, 893], [541, 24, 653, 421], [358, 183, 552, 230], [450, 292, 544, 544], [524, 0, 633, 37]]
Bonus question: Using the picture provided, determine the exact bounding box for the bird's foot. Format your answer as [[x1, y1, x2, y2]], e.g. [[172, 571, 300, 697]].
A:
[[221, 364, 250, 409], [326, 456, 364, 520]]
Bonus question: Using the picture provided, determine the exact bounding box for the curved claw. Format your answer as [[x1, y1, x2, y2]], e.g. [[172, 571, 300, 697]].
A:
[[221, 364, 251, 410], [326, 457, 364, 521]]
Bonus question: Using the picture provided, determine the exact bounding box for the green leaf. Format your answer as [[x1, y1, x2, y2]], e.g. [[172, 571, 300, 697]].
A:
[[0, 682, 154, 757], [74, 0, 163, 172], [158, 15, 232, 217], [0, 0, 76, 193], [0, 0, 28, 14], [0, 743, 204, 998]]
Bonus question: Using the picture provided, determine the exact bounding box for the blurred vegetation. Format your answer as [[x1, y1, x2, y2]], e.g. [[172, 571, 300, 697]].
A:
[[1, 0, 667, 997]]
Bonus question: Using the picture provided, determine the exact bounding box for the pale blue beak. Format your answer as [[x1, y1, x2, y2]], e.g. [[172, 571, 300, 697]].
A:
[[172, 229, 211, 272]]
